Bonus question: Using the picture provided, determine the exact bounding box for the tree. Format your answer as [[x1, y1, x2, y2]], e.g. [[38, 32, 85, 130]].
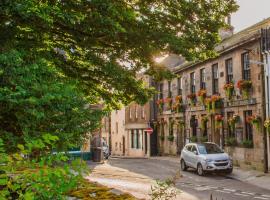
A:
[[0, 50, 103, 151], [0, 0, 238, 108]]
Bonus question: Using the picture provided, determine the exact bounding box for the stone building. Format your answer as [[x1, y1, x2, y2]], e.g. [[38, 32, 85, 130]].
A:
[[124, 75, 158, 157], [157, 18, 270, 171]]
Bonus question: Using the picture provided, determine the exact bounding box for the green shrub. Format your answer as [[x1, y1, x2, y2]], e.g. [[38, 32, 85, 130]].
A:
[[0, 135, 86, 200], [190, 136, 198, 143], [167, 135, 174, 142], [225, 137, 237, 147], [199, 136, 208, 143], [241, 140, 253, 148]]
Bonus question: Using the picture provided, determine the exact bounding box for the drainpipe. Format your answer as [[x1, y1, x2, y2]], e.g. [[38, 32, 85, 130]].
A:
[[262, 51, 269, 173]]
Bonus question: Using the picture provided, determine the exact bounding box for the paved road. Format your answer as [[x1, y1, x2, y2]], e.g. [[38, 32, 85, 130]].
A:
[[97, 157, 270, 200]]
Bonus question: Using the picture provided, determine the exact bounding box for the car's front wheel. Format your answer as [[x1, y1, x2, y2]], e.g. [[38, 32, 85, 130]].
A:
[[197, 163, 205, 176], [226, 168, 233, 174], [180, 159, 187, 171]]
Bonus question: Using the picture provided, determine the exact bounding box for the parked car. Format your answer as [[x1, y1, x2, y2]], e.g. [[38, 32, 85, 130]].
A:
[[180, 142, 233, 176], [102, 139, 110, 159]]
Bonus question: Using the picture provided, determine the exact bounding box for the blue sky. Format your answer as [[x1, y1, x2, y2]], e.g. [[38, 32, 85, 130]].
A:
[[232, 0, 270, 32]]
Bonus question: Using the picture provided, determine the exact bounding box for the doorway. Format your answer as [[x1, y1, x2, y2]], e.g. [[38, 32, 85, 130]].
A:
[[144, 132, 148, 155], [122, 136, 125, 156]]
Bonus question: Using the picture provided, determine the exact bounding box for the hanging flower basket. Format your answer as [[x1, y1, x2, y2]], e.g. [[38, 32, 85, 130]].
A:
[[211, 95, 222, 111], [187, 93, 196, 106], [223, 82, 234, 100], [178, 120, 185, 129], [200, 115, 209, 131], [246, 115, 261, 131], [264, 119, 270, 133], [204, 97, 212, 113], [156, 99, 164, 114], [164, 97, 172, 110], [237, 80, 252, 99], [197, 89, 207, 105], [215, 114, 224, 129], [228, 114, 240, 132]]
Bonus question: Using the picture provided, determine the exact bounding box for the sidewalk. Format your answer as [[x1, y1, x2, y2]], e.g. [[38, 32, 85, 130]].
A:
[[87, 161, 200, 200], [228, 167, 270, 191], [150, 156, 270, 191]]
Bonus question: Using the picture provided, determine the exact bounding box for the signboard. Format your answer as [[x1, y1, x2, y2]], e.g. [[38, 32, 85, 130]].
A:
[[145, 127, 153, 134]]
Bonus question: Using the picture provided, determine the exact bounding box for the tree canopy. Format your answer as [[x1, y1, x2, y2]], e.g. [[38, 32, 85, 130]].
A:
[[0, 0, 238, 107]]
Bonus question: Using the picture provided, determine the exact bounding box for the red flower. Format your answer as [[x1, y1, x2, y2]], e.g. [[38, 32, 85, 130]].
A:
[[215, 114, 223, 121]]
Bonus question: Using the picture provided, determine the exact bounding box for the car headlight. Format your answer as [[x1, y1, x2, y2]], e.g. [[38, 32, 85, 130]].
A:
[[205, 159, 213, 162]]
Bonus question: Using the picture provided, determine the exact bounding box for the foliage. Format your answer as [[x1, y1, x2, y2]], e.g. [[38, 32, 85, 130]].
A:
[[199, 136, 208, 143], [246, 115, 261, 131], [211, 95, 222, 111], [0, 136, 87, 200], [0, 0, 238, 108], [237, 80, 252, 99], [200, 115, 209, 131], [264, 119, 270, 132], [225, 137, 237, 147], [197, 89, 207, 105], [167, 135, 174, 142], [223, 82, 234, 100], [187, 93, 197, 106], [241, 140, 253, 148], [150, 178, 178, 200], [190, 136, 198, 143], [69, 179, 136, 200], [215, 114, 224, 129], [227, 114, 240, 132], [0, 50, 103, 152]]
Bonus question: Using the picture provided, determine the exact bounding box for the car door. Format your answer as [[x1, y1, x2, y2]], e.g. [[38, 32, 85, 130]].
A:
[[189, 145, 199, 168], [182, 145, 192, 166]]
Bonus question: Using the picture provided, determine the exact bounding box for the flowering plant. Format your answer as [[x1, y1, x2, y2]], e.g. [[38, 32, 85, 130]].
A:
[[178, 120, 185, 129], [237, 80, 252, 98], [164, 97, 172, 110], [228, 114, 239, 132], [187, 93, 196, 106], [200, 115, 209, 131], [173, 95, 184, 113], [246, 115, 261, 131], [211, 95, 222, 111], [197, 89, 207, 105], [204, 97, 212, 112], [215, 114, 224, 129], [175, 95, 182, 103], [156, 99, 164, 113], [223, 82, 234, 100], [264, 119, 270, 132]]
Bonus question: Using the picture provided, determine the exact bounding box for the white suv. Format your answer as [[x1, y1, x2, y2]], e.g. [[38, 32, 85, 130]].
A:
[[180, 142, 233, 176]]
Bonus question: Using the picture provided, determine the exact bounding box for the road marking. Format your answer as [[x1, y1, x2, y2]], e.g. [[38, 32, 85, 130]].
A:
[[234, 193, 250, 197], [254, 197, 270, 200], [215, 190, 231, 194], [223, 188, 236, 192], [241, 191, 256, 195]]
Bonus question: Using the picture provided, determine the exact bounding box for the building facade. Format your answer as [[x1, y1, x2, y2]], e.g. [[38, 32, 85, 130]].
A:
[[125, 75, 158, 157], [157, 18, 270, 171], [110, 109, 126, 156]]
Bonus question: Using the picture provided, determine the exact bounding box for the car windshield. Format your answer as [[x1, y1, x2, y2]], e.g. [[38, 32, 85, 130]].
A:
[[197, 143, 224, 154]]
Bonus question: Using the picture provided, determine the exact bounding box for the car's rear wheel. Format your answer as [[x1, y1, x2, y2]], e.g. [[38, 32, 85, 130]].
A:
[[197, 163, 205, 176], [180, 159, 187, 171]]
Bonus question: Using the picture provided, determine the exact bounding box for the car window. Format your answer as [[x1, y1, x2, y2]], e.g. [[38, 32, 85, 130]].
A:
[[191, 145, 197, 154], [186, 145, 192, 152], [197, 143, 224, 154]]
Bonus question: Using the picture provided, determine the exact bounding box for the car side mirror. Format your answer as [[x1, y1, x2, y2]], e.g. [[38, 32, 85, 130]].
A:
[[193, 150, 198, 155]]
